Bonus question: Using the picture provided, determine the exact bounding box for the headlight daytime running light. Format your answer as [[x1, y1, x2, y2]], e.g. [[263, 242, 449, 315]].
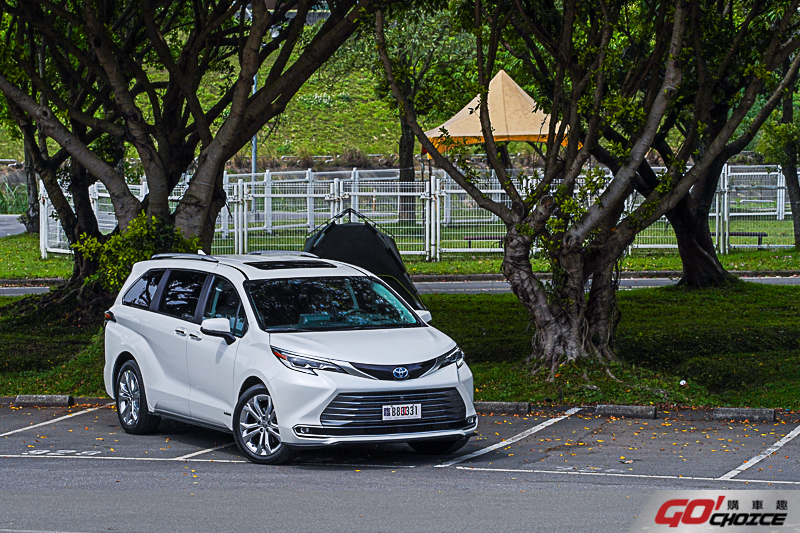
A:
[[272, 347, 346, 375], [441, 346, 465, 368]]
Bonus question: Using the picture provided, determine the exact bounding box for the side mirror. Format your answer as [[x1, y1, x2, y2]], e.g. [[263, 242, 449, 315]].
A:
[[201, 317, 236, 345], [416, 310, 432, 323]]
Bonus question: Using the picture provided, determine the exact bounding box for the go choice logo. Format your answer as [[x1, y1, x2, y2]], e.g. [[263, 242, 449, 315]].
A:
[[654, 496, 788, 528]]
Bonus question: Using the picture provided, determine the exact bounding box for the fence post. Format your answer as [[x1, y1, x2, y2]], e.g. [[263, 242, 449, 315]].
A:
[[435, 176, 442, 261], [39, 179, 47, 259], [264, 169, 273, 233], [330, 179, 338, 220], [237, 179, 244, 254], [351, 167, 359, 213], [221, 171, 229, 238], [306, 168, 315, 233], [139, 176, 148, 201], [723, 164, 730, 254], [424, 180, 431, 261], [89, 182, 99, 221], [443, 170, 451, 225], [777, 166, 786, 221], [243, 180, 249, 254]]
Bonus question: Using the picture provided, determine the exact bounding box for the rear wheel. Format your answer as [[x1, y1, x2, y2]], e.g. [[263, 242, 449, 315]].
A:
[[408, 436, 469, 455], [233, 384, 298, 465], [116, 360, 160, 434]]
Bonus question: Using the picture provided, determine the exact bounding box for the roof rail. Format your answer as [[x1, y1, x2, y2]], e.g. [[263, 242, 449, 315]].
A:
[[150, 253, 219, 263], [247, 250, 318, 258]]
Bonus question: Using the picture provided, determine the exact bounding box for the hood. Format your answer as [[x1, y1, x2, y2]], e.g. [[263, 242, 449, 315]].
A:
[[268, 327, 456, 365]]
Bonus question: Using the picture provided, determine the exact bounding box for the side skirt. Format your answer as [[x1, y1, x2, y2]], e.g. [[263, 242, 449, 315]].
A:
[[152, 409, 233, 435]]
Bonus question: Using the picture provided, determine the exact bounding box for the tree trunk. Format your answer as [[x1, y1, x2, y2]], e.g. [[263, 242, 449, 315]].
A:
[[21, 140, 40, 233], [781, 67, 800, 248], [398, 114, 416, 221], [502, 224, 619, 380], [670, 193, 736, 287]]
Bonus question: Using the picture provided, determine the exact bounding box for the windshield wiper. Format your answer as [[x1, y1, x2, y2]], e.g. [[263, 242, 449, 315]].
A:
[[265, 327, 315, 333]]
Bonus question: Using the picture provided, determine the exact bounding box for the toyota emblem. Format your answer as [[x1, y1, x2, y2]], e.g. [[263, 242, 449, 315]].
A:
[[392, 367, 409, 380]]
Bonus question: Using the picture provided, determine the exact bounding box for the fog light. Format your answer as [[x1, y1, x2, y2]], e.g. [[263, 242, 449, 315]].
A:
[[467, 416, 477, 425], [295, 426, 312, 435]]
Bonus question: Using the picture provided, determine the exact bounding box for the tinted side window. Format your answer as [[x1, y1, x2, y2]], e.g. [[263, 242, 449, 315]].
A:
[[122, 270, 164, 309], [203, 277, 248, 337], [160, 270, 208, 321]]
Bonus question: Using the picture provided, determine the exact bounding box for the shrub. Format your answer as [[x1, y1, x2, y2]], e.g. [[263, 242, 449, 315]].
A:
[[73, 213, 199, 292]]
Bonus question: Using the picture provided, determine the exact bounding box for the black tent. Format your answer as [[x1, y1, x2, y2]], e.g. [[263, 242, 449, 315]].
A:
[[303, 211, 426, 310]]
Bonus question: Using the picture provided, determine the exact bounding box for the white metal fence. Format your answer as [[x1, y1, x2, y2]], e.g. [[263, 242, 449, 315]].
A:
[[39, 165, 795, 259]]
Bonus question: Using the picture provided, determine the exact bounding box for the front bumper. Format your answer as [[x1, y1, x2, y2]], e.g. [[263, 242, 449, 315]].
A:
[[268, 363, 476, 447]]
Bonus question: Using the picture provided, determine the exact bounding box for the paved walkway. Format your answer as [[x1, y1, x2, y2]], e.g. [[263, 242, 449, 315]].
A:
[[0, 214, 25, 237]]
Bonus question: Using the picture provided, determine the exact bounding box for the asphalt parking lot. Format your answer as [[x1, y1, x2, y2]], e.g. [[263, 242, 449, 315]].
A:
[[1, 401, 798, 532]]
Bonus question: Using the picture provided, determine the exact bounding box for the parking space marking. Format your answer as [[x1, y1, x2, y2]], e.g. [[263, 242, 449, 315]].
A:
[[0, 405, 112, 438], [172, 442, 235, 460], [0, 453, 247, 463], [435, 407, 582, 468], [0, 453, 419, 469], [718, 423, 800, 480], [456, 466, 800, 485], [0, 529, 90, 533]]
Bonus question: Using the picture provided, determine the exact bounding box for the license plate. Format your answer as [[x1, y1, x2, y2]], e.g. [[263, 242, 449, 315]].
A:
[[382, 403, 422, 421]]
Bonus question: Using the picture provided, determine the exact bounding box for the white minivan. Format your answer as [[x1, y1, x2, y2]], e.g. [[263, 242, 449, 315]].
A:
[[104, 253, 477, 464]]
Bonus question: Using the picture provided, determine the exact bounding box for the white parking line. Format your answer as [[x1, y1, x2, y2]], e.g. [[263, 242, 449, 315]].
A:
[[0, 529, 90, 533], [0, 453, 416, 468], [0, 454, 247, 463], [718, 423, 800, 480], [172, 442, 235, 460], [0, 405, 112, 438], [435, 407, 582, 468], [456, 466, 800, 485]]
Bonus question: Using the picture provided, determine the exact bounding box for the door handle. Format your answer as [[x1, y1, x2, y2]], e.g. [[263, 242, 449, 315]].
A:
[[189, 332, 202, 341], [175, 328, 187, 336]]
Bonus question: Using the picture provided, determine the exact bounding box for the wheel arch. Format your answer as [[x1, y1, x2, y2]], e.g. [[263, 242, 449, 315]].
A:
[[238, 376, 267, 399], [112, 352, 136, 397]]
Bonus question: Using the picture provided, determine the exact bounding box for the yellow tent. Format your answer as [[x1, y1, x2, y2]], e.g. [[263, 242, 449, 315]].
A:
[[424, 70, 562, 152]]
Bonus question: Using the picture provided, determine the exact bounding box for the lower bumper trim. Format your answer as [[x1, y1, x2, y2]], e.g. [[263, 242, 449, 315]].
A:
[[295, 418, 474, 438]]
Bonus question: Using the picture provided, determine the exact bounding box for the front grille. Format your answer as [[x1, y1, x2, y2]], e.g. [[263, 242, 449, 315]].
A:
[[350, 358, 437, 380], [319, 388, 467, 436]]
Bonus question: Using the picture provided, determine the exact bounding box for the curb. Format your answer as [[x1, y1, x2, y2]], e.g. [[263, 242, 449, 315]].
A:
[[712, 407, 775, 423], [14, 395, 74, 407], [595, 404, 657, 419], [0, 278, 67, 287], [474, 401, 531, 415]]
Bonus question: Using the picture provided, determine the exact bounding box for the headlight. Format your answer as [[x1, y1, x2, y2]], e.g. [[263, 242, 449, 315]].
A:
[[272, 347, 345, 375], [441, 346, 465, 368]]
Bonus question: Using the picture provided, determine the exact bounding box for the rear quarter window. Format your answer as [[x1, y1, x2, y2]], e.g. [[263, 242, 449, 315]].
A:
[[122, 270, 165, 309]]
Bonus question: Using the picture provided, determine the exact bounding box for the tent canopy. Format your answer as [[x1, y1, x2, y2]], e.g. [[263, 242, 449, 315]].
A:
[[424, 70, 562, 151], [303, 214, 426, 311]]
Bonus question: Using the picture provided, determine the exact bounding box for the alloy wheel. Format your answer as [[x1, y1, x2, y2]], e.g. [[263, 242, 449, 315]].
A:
[[118, 369, 141, 427], [238, 394, 282, 456]]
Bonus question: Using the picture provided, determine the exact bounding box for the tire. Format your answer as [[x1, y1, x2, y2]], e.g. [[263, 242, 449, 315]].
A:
[[408, 435, 470, 455], [116, 359, 161, 435], [233, 384, 298, 465]]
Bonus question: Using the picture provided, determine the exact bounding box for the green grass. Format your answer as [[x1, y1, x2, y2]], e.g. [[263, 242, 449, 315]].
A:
[[0, 184, 26, 215], [425, 283, 800, 409], [0, 233, 73, 279], [0, 293, 102, 396], [2, 283, 800, 408], [248, 69, 409, 159]]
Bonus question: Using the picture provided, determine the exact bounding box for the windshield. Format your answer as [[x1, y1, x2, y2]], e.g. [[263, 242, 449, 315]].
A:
[[244, 277, 421, 332]]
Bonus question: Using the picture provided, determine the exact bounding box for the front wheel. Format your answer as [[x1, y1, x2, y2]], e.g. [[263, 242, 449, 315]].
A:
[[408, 435, 470, 455], [116, 360, 160, 434], [233, 384, 298, 465]]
